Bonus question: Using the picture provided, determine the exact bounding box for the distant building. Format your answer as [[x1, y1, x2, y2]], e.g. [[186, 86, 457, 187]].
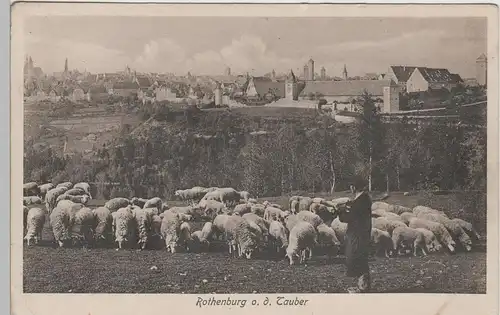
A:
[[385, 66, 417, 92], [307, 58, 315, 81], [245, 76, 285, 99], [225, 67, 231, 76], [303, 64, 309, 81], [320, 67, 326, 81], [476, 53, 487, 86], [155, 84, 177, 101], [109, 81, 140, 97], [214, 82, 222, 106], [285, 70, 299, 101], [342, 64, 348, 81], [406, 67, 461, 92]]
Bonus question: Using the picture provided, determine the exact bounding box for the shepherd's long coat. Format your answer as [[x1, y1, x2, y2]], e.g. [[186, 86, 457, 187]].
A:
[[338, 191, 372, 278]]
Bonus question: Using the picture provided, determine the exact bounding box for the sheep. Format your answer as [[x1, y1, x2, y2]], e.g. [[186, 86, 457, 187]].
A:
[[415, 228, 443, 253], [104, 198, 131, 212], [269, 220, 289, 254], [286, 221, 318, 265], [189, 222, 214, 251], [296, 210, 324, 229], [169, 205, 203, 221], [160, 210, 183, 253], [372, 202, 411, 215], [316, 223, 341, 257], [331, 197, 351, 206], [331, 217, 348, 246], [131, 197, 148, 208], [176, 187, 210, 204], [133, 207, 153, 250], [72, 207, 95, 248], [290, 199, 300, 214], [56, 194, 90, 206], [263, 200, 283, 209], [263, 206, 289, 223], [143, 197, 163, 212], [64, 188, 87, 196], [44, 187, 69, 214], [391, 226, 428, 256], [24, 207, 46, 246], [214, 188, 242, 207], [372, 209, 404, 222], [247, 198, 258, 204], [212, 214, 231, 241], [408, 218, 456, 253], [412, 205, 448, 218], [56, 182, 73, 190], [179, 222, 193, 252], [298, 197, 314, 212], [38, 183, 54, 198], [151, 215, 162, 236], [400, 212, 417, 225], [309, 203, 336, 224], [200, 222, 214, 243], [112, 206, 136, 250], [23, 182, 40, 197], [284, 214, 300, 233], [199, 199, 227, 219], [233, 203, 252, 216], [92, 207, 113, 244], [250, 204, 266, 217], [242, 213, 270, 240], [239, 191, 251, 202], [451, 218, 481, 242], [225, 215, 261, 259], [73, 182, 92, 199], [312, 197, 327, 204], [372, 217, 407, 235], [143, 207, 159, 217], [49, 203, 76, 248], [23, 196, 43, 206], [417, 212, 473, 252], [371, 228, 393, 258]]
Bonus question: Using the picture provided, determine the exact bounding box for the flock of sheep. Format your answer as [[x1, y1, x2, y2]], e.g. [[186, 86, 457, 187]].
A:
[[22, 182, 482, 265]]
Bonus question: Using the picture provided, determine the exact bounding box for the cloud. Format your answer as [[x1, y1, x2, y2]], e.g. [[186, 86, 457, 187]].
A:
[[132, 38, 186, 73]]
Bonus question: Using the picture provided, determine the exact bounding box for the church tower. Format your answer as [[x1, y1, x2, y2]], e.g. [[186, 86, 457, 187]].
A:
[[476, 53, 487, 86], [342, 64, 348, 81], [307, 58, 315, 81], [285, 69, 298, 101], [320, 66, 326, 80]]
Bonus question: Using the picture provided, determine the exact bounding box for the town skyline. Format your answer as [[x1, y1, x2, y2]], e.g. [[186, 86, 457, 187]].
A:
[[25, 16, 486, 78]]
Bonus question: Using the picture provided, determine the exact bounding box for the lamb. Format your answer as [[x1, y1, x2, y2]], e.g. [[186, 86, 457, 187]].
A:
[[372, 217, 407, 235], [400, 212, 417, 225], [239, 191, 251, 202], [269, 220, 289, 254], [24, 207, 46, 246], [72, 207, 95, 248], [212, 214, 231, 241], [417, 212, 473, 252], [408, 218, 456, 253], [104, 198, 131, 212], [225, 215, 261, 259], [316, 223, 341, 257], [331, 217, 348, 246], [44, 187, 69, 214], [56, 182, 73, 190], [23, 196, 43, 206], [412, 205, 448, 218], [451, 218, 481, 242], [38, 183, 54, 198], [370, 228, 393, 257], [415, 228, 443, 253], [92, 207, 113, 244], [250, 204, 266, 216], [286, 221, 318, 265], [263, 206, 289, 223], [112, 206, 136, 250], [298, 197, 314, 212], [73, 182, 92, 199], [233, 203, 252, 216], [160, 210, 183, 253], [199, 199, 227, 219], [134, 207, 153, 250], [143, 197, 163, 212], [49, 203, 77, 248], [131, 197, 148, 208], [391, 226, 428, 256], [242, 213, 270, 240], [296, 210, 324, 229], [56, 194, 90, 206], [23, 182, 40, 197]]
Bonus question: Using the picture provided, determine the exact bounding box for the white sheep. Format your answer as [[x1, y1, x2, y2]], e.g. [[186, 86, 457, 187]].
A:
[[44, 187, 69, 214], [169, 205, 203, 221], [451, 218, 481, 241], [24, 207, 46, 246], [284, 214, 299, 233], [104, 198, 131, 212], [242, 212, 270, 240], [400, 212, 417, 225], [290, 199, 300, 214], [176, 187, 209, 204], [92, 207, 113, 244], [316, 223, 341, 257], [250, 204, 266, 216], [372, 202, 411, 215], [151, 214, 163, 237], [112, 206, 136, 250], [56, 194, 90, 206], [23, 182, 40, 197], [233, 203, 252, 216], [298, 197, 314, 212], [72, 207, 95, 248], [160, 210, 183, 253], [200, 222, 214, 244], [143, 197, 163, 211], [49, 203, 76, 247], [415, 228, 443, 253], [214, 187, 242, 207], [23, 196, 43, 206], [179, 221, 193, 252], [372, 209, 404, 222], [412, 205, 448, 218], [212, 214, 231, 241], [73, 182, 92, 199], [286, 221, 318, 265], [372, 217, 407, 235], [134, 207, 153, 250], [417, 212, 473, 252], [312, 197, 326, 204], [331, 217, 348, 246], [56, 182, 73, 190], [408, 218, 456, 253], [64, 188, 88, 196], [371, 228, 393, 257], [239, 191, 251, 202], [247, 198, 258, 204], [391, 226, 428, 256], [131, 197, 148, 208], [296, 210, 324, 229], [263, 206, 289, 223], [263, 200, 283, 209], [269, 220, 289, 253], [38, 183, 54, 198], [199, 199, 227, 219], [225, 215, 261, 259]]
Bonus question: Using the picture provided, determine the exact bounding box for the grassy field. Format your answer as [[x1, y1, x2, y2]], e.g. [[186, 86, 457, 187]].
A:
[[22, 191, 487, 294]]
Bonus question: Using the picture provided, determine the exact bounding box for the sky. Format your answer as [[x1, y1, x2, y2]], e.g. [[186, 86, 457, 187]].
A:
[[24, 16, 487, 78]]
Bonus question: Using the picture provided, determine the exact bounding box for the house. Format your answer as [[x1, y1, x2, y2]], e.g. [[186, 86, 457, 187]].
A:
[[298, 79, 400, 113], [109, 81, 140, 97], [384, 66, 417, 92], [406, 67, 461, 93], [245, 76, 286, 99], [72, 87, 86, 102], [88, 85, 108, 101], [155, 84, 177, 101]]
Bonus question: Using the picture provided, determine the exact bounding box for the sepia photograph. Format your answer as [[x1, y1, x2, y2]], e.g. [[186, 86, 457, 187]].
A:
[[11, 3, 498, 306]]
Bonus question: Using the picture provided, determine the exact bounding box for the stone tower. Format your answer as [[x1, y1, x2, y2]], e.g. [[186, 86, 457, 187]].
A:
[[271, 69, 276, 81], [383, 80, 400, 113], [214, 82, 222, 106], [320, 66, 326, 80], [476, 53, 487, 86], [303, 64, 309, 81], [307, 58, 314, 81], [343, 64, 348, 81], [285, 69, 298, 101]]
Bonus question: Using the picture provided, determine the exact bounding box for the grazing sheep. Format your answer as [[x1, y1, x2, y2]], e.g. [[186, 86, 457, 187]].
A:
[[38, 183, 54, 198], [316, 223, 341, 257], [400, 212, 417, 225], [56, 194, 90, 206], [23, 182, 40, 197], [296, 210, 324, 229], [372, 209, 404, 222], [112, 206, 136, 250], [175, 187, 208, 204], [134, 207, 153, 250], [64, 188, 87, 196], [412, 205, 448, 218], [242, 213, 270, 240], [269, 220, 289, 254], [73, 182, 92, 199], [290, 199, 300, 214], [239, 191, 251, 202], [417, 212, 473, 252], [415, 228, 443, 253], [179, 222, 193, 252], [372, 217, 407, 235], [151, 215, 162, 236], [169, 205, 203, 221], [233, 203, 252, 216], [284, 214, 299, 233], [331, 217, 348, 246], [263, 201, 283, 209], [24, 207, 46, 246], [212, 214, 232, 241], [263, 206, 289, 223], [45, 187, 69, 214], [286, 221, 318, 265], [92, 207, 113, 244], [72, 207, 95, 248], [372, 202, 411, 215], [131, 197, 148, 208], [23, 196, 43, 206], [160, 210, 183, 253], [225, 215, 261, 259], [371, 228, 393, 257], [199, 199, 227, 219], [56, 182, 73, 190], [143, 197, 163, 212], [312, 197, 327, 204], [250, 204, 266, 217], [213, 188, 242, 207], [391, 226, 428, 256], [49, 203, 76, 248], [105, 198, 131, 212], [408, 218, 456, 253], [298, 197, 314, 212], [143, 207, 159, 217], [452, 218, 481, 242]]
